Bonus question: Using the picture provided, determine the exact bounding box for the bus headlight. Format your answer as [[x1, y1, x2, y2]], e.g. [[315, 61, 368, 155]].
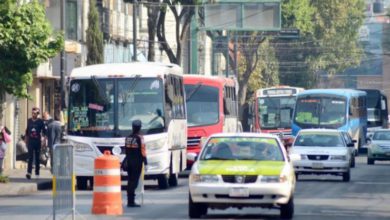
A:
[[71, 141, 93, 152], [147, 138, 166, 151]]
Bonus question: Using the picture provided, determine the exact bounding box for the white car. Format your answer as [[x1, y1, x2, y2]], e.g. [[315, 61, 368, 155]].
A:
[[188, 133, 297, 219], [290, 129, 355, 182]]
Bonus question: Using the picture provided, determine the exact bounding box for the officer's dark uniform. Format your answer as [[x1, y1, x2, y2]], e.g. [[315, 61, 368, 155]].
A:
[[125, 120, 147, 207]]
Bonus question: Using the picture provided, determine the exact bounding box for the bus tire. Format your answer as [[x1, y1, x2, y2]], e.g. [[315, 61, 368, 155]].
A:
[[76, 176, 88, 190], [158, 174, 169, 189], [169, 173, 178, 187]]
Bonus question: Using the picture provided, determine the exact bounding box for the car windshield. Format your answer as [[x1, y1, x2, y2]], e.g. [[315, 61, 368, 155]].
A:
[[200, 137, 284, 161], [373, 131, 390, 141], [294, 133, 344, 147]]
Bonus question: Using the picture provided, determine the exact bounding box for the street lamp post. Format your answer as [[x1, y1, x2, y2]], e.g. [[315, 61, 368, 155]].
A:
[[60, 0, 66, 110]]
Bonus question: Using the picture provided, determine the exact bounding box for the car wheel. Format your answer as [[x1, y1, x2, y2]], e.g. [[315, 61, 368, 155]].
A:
[[158, 174, 169, 189], [367, 158, 375, 165], [76, 176, 88, 190], [342, 170, 351, 182], [168, 173, 178, 187], [351, 156, 356, 168], [189, 193, 207, 218], [280, 196, 294, 219]]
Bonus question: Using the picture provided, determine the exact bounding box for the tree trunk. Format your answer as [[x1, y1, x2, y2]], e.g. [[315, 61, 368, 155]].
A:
[[147, 2, 159, 61]]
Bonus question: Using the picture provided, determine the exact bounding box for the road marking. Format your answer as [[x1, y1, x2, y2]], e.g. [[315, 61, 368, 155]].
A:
[[354, 181, 390, 185]]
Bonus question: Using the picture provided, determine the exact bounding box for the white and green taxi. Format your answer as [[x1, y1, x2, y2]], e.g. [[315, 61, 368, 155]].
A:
[[188, 133, 296, 219]]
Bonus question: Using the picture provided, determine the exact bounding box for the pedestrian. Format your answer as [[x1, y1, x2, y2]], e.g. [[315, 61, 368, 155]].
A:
[[0, 126, 11, 175], [125, 119, 147, 207], [45, 111, 62, 173], [25, 107, 46, 179]]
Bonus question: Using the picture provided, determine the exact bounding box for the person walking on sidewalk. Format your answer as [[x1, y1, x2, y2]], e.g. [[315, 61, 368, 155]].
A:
[[25, 107, 46, 179], [44, 111, 62, 173], [125, 120, 147, 207], [0, 126, 11, 176]]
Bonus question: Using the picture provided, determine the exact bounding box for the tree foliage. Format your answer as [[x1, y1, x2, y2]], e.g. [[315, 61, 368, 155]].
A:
[[246, 40, 279, 100], [275, 0, 365, 88], [86, 0, 104, 65], [0, 0, 63, 99]]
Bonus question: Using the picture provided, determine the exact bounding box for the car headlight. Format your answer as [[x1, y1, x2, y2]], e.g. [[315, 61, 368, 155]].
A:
[[300, 154, 307, 160], [146, 138, 166, 151], [260, 175, 287, 183], [330, 155, 347, 160], [71, 141, 93, 152], [189, 174, 219, 183]]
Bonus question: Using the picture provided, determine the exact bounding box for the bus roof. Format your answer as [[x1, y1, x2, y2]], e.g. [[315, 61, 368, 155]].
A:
[[183, 74, 235, 87], [70, 62, 182, 78], [297, 89, 366, 97]]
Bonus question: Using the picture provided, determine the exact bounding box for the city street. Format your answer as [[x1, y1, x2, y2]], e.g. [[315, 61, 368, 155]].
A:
[[0, 156, 389, 220]]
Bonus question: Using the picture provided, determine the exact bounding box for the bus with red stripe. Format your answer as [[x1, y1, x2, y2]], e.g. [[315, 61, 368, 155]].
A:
[[184, 75, 241, 167], [250, 86, 304, 147]]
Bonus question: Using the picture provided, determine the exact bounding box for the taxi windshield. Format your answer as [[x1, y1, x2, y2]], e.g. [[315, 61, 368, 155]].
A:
[[200, 137, 284, 161]]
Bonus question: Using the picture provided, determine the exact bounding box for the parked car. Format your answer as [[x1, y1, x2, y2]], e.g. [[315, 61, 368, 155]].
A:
[[367, 129, 390, 165], [188, 133, 297, 219], [290, 129, 355, 182]]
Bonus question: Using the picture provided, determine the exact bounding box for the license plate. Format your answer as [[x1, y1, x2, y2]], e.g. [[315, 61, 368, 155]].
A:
[[229, 188, 249, 197], [312, 162, 324, 169]]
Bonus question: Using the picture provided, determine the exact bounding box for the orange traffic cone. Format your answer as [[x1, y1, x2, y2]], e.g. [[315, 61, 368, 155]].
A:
[[92, 150, 123, 215]]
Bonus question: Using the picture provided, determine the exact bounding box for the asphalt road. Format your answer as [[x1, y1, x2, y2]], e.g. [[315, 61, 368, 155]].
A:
[[1, 156, 390, 220]]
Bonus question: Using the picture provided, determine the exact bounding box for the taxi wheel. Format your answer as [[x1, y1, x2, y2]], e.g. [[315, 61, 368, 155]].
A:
[[342, 170, 351, 182], [189, 194, 207, 218], [280, 196, 294, 219]]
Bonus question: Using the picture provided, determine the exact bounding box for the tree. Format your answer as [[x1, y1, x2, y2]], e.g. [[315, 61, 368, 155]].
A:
[[86, 0, 104, 65], [156, 0, 197, 64], [275, 0, 365, 88], [0, 0, 63, 120]]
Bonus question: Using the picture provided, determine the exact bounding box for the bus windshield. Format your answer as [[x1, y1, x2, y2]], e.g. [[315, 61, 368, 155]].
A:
[[258, 96, 295, 130], [294, 96, 346, 129], [185, 84, 219, 127], [68, 78, 164, 137]]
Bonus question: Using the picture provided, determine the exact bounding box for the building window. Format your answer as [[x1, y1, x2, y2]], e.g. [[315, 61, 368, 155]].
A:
[[66, 0, 78, 40]]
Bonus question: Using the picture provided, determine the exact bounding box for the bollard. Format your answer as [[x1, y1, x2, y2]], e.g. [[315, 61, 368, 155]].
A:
[[92, 150, 123, 215]]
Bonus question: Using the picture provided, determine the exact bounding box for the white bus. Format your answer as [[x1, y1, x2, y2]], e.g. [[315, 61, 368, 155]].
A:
[[67, 62, 187, 189]]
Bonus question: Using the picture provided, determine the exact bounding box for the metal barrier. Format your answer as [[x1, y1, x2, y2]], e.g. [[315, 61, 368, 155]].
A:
[[52, 144, 75, 220]]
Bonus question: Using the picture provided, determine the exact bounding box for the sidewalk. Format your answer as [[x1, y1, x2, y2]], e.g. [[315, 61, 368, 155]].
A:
[[0, 167, 52, 197]]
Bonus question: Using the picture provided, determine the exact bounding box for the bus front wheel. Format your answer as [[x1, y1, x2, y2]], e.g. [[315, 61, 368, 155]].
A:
[[169, 173, 178, 187], [158, 174, 169, 189], [76, 176, 88, 190]]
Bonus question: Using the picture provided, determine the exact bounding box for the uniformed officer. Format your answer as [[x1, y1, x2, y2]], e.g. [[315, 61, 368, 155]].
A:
[[125, 119, 147, 207]]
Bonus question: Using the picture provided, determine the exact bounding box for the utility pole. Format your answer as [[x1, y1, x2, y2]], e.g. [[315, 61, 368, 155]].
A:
[[60, 0, 66, 110], [132, 1, 137, 61]]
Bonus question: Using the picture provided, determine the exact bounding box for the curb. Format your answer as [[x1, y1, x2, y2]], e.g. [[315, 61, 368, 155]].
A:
[[0, 179, 52, 197]]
